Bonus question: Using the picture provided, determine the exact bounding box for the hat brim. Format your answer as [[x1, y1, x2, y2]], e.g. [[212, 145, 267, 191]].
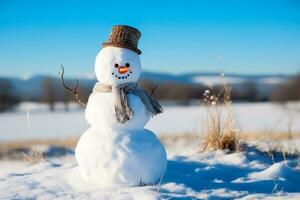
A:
[[102, 43, 141, 55]]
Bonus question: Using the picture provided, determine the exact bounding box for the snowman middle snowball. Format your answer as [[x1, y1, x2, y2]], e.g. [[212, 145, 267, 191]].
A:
[[75, 25, 167, 187]]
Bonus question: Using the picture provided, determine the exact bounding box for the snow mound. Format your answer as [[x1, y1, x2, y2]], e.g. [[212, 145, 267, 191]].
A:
[[248, 161, 300, 181]]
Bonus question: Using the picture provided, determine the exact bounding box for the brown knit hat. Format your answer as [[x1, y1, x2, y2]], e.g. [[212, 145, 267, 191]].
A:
[[102, 25, 142, 54]]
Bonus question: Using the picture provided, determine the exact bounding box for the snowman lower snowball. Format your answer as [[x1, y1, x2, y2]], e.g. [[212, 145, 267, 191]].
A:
[[75, 25, 167, 187]]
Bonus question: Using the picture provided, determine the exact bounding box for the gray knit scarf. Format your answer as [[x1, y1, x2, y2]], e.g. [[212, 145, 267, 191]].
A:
[[93, 82, 163, 124]]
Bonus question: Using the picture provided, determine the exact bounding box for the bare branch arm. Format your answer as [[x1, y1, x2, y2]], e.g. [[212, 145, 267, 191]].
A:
[[150, 84, 159, 97], [60, 65, 86, 106]]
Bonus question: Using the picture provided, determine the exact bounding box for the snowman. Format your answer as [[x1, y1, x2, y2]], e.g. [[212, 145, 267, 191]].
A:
[[75, 25, 167, 187]]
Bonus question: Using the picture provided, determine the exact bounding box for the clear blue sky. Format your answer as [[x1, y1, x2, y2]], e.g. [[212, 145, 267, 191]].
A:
[[0, 0, 299, 77]]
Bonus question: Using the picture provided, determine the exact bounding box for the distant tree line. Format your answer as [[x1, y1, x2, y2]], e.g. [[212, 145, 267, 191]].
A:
[[41, 77, 92, 111], [0, 74, 299, 112], [271, 74, 300, 102], [0, 77, 92, 112], [0, 78, 20, 112], [140, 80, 265, 104]]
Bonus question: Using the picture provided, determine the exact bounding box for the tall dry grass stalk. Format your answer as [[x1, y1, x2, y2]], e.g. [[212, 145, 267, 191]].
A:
[[25, 105, 44, 164], [200, 75, 240, 152]]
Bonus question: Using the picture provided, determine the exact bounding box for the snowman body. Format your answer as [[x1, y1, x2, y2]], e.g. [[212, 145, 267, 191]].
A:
[[75, 46, 167, 187]]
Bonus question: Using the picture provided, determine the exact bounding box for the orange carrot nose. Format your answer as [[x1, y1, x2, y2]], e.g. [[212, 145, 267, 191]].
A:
[[118, 66, 129, 74]]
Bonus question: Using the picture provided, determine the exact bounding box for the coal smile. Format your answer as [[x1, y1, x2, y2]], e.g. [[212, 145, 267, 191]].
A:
[[112, 71, 133, 79]]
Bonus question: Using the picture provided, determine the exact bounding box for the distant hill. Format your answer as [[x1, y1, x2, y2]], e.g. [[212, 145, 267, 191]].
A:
[[141, 71, 289, 85]]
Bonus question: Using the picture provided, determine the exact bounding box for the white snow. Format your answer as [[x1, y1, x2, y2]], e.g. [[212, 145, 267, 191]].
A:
[[1, 101, 299, 198], [0, 106, 88, 141], [147, 101, 300, 135], [1, 143, 300, 199], [0, 161, 29, 177], [0, 101, 299, 141], [192, 76, 245, 86]]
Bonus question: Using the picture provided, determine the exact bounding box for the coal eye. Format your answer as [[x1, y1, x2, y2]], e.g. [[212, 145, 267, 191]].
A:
[[114, 63, 119, 68], [125, 63, 130, 68]]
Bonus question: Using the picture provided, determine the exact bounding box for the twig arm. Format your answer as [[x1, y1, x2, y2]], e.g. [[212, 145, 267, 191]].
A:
[[60, 65, 86, 106], [150, 84, 159, 97]]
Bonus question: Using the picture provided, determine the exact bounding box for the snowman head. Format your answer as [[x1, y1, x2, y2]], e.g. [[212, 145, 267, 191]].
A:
[[95, 46, 141, 85], [95, 25, 142, 86]]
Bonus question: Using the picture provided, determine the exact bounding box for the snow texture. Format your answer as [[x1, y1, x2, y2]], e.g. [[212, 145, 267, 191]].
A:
[[1, 144, 300, 199]]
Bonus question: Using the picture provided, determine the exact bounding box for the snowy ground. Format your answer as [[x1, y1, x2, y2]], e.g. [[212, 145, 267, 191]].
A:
[[1, 102, 300, 199], [0, 141, 300, 199], [0, 102, 299, 141]]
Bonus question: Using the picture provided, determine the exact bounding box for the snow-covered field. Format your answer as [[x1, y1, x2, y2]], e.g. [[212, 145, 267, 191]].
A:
[[0, 102, 299, 141], [1, 102, 300, 199], [0, 142, 300, 199]]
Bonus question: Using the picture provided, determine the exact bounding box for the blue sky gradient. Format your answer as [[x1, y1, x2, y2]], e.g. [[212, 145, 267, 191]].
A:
[[0, 0, 299, 77]]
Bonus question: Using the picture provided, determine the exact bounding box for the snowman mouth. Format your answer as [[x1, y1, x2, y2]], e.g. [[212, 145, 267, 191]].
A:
[[112, 71, 133, 79]]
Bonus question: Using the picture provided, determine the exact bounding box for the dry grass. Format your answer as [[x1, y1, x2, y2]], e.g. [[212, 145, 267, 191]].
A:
[[200, 77, 240, 152], [2, 132, 298, 154], [159, 132, 300, 144], [240, 132, 300, 141], [0, 132, 299, 161], [23, 145, 44, 164], [0, 137, 78, 151], [0, 137, 79, 162]]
